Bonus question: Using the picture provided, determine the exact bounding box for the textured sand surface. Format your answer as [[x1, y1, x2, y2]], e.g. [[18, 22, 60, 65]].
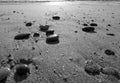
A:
[[0, 1, 120, 83]]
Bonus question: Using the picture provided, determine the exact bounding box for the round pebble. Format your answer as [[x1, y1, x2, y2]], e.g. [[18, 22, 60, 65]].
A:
[[15, 64, 30, 76], [40, 25, 49, 32], [0, 67, 11, 81], [52, 16, 60, 20], [82, 27, 96, 33], [46, 29, 54, 36], [46, 34, 59, 44]]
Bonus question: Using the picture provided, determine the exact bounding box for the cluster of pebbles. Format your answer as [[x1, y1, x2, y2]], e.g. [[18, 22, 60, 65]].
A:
[[0, 2, 120, 83], [82, 22, 98, 33], [0, 54, 31, 83], [0, 15, 61, 83], [39, 24, 59, 44], [14, 16, 60, 45]]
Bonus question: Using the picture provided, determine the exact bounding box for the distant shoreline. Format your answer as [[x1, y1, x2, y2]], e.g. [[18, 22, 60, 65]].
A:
[[0, 0, 120, 3]]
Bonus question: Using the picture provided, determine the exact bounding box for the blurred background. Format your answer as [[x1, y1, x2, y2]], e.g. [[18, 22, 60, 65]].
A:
[[0, 0, 119, 2]]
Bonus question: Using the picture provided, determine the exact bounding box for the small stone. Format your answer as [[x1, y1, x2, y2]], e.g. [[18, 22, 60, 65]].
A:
[[33, 33, 40, 37], [90, 23, 98, 26], [107, 24, 111, 27], [46, 29, 54, 36], [46, 34, 59, 44], [19, 58, 32, 65], [106, 33, 115, 36], [82, 23, 88, 26], [104, 49, 115, 56], [25, 22, 32, 27], [52, 16, 60, 20], [74, 31, 78, 33], [0, 67, 11, 81], [40, 25, 49, 32], [82, 27, 96, 33], [14, 33, 30, 40], [13, 11, 16, 13], [15, 64, 30, 76]]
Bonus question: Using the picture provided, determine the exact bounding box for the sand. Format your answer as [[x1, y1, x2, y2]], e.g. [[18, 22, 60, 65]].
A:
[[0, 1, 120, 83]]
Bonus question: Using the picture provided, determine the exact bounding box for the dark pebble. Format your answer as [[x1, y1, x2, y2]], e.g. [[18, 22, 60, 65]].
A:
[[84, 61, 101, 76], [63, 77, 68, 82], [15, 64, 30, 76], [74, 31, 78, 33], [82, 23, 88, 26], [106, 33, 115, 36], [91, 20, 95, 22], [82, 27, 96, 33], [14, 33, 30, 40], [25, 22, 32, 27], [46, 29, 54, 36], [104, 49, 115, 56], [33, 33, 40, 37], [90, 23, 98, 26], [0, 67, 11, 81], [107, 24, 111, 27], [46, 34, 59, 44], [13, 11, 16, 13], [39, 25, 49, 32], [52, 16, 60, 20], [19, 58, 32, 65]]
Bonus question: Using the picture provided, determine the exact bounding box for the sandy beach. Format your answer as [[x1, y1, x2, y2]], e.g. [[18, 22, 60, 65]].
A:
[[0, 1, 120, 83]]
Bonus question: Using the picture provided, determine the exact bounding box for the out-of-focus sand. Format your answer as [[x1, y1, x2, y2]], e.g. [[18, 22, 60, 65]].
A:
[[0, 1, 120, 83]]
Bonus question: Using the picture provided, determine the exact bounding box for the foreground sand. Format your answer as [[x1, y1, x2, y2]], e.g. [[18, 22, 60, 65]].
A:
[[0, 1, 120, 83]]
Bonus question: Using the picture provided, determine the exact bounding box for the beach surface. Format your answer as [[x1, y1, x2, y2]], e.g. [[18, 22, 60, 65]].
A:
[[0, 1, 120, 83]]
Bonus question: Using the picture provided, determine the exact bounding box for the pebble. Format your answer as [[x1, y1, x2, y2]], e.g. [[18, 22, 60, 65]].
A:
[[25, 22, 33, 27], [90, 23, 98, 26], [104, 49, 115, 56], [15, 64, 30, 76], [52, 16, 60, 20], [39, 25, 49, 32], [106, 33, 115, 36], [46, 34, 59, 44], [14, 33, 31, 40], [0, 67, 11, 81], [33, 33, 40, 37], [82, 27, 96, 33], [46, 29, 54, 36]]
